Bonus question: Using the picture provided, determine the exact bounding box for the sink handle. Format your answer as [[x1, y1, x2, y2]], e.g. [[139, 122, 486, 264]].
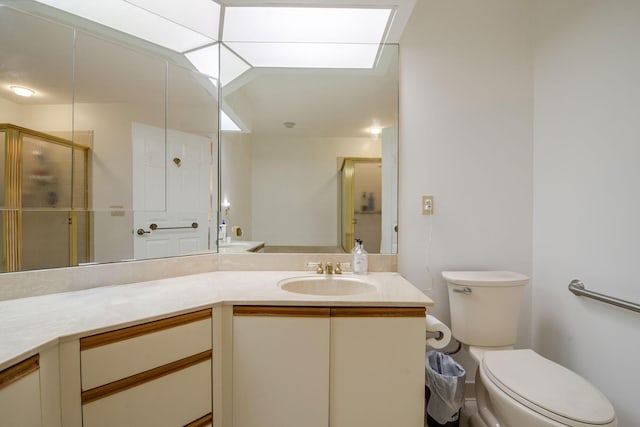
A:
[[335, 262, 342, 274]]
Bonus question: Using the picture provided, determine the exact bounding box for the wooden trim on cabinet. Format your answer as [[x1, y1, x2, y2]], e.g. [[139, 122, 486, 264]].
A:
[[81, 350, 212, 405], [330, 307, 426, 317], [0, 354, 39, 391], [80, 309, 212, 351], [184, 412, 213, 427], [233, 306, 330, 317], [233, 306, 425, 318]]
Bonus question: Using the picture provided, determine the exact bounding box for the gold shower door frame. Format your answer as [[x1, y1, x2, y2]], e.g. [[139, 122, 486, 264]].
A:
[[339, 157, 381, 253], [1, 124, 89, 272]]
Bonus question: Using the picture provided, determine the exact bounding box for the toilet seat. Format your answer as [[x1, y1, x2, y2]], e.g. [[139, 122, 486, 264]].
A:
[[482, 349, 616, 426]]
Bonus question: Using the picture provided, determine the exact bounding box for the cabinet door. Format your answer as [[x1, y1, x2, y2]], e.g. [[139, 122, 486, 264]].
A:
[[329, 307, 426, 427], [0, 355, 42, 427], [232, 306, 330, 427]]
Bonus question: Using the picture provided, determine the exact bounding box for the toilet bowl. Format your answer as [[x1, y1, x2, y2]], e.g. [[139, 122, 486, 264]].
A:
[[469, 347, 616, 427], [443, 271, 617, 427]]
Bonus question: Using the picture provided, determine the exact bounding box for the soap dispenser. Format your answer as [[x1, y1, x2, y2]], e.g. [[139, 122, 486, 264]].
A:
[[353, 240, 368, 275], [351, 238, 361, 254]]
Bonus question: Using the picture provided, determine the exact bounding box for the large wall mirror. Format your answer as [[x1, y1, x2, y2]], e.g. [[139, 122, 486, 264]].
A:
[[220, 44, 398, 255], [0, 0, 399, 274], [220, 45, 398, 254]]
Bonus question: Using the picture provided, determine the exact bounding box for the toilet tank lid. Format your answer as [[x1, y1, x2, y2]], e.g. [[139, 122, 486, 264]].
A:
[[483, 349, 616, 425], [442, 271, 529, 287]]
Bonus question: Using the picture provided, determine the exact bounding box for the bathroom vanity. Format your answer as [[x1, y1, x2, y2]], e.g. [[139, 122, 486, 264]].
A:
[[0, 271, 432, 427]]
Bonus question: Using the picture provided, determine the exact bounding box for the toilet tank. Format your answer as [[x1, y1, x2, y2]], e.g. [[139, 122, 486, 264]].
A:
[[443, 271, 528, 347]]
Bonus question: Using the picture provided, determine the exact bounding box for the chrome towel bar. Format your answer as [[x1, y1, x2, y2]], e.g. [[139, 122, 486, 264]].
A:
[[568, 279, 640, 314]]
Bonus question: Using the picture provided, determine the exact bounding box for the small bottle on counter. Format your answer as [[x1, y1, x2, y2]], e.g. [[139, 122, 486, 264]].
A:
[[361, 192, 368, 211], [219, 219, 227, 241], [368, 192, 374, 211], [353, 240, 368, 275]]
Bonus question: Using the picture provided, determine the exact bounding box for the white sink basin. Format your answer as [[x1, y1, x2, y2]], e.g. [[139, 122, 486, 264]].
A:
[[278, 275, 376, 296]]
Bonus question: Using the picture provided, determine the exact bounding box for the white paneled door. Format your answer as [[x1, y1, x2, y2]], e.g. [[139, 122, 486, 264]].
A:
[[133, 123, 211, 259]]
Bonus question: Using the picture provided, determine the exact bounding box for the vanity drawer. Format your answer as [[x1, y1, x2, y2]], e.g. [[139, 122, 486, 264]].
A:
[[80, 309, 212, 390], [0, 355, 42, 427], [82, 354, 212, 427]]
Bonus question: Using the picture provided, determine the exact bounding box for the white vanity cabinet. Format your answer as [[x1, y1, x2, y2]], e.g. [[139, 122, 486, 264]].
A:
[[0, 354, 42, 427], [329, 307, 427, 427], [232, 305, 426, 427], [232, 306, 331, 427], [79, 309, 213, 427]]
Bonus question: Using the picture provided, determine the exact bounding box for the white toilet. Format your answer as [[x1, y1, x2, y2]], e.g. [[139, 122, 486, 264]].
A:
[[443, 271, 617, 427]]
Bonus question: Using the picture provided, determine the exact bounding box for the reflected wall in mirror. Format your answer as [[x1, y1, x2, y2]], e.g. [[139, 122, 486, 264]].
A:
[[0, 1, 218, 272], [220, 44, 399, 254]]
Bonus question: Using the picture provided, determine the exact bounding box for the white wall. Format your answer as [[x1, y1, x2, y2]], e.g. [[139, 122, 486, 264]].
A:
[[221, 132, 253, 240], [0, 98, 23, 124], [532, 1, 640, 425], [251, 135, 380, 246], [402, 0, 638, 423], [399, 0, 534, 359]]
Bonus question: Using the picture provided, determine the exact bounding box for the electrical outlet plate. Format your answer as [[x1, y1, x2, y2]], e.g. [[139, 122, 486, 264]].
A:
[[422, 195, 434, 215]]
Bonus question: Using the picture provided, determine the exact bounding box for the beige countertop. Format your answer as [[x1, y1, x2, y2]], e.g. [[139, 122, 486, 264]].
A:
[[217, 241, 265, 254], [0, 270, 432, 371]]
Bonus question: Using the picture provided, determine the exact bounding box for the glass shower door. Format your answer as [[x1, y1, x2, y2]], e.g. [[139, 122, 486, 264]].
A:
[[21, 135, 72, 270], [1, 125, 90, 271]]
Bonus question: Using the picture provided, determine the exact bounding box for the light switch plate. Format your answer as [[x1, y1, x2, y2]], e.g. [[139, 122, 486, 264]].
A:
[[422, 195, 434, 215]]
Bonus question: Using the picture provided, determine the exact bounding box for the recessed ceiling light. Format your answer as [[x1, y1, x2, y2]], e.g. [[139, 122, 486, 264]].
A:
[[10, 86, 35, 97], [370, 127, 382, 135]]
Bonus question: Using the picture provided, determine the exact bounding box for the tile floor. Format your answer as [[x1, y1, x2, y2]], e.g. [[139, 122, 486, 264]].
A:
[[460, 399, 476, 426], [426, 399, 475, 427]]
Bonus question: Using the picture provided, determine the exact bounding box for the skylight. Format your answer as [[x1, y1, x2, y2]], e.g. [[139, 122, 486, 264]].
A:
[[33, 2, 396, 77], [222, 7, 393, 68], [34, 0, 218, 52], [125, 0, 220, 41], [224, 42, 382, 69], [185, 44, 220, 79], [221, 110, 241, 132], [219, 45, 251, 86]]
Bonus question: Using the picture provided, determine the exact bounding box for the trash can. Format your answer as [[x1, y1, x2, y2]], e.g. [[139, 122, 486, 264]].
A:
[[425, 350, 466, 427]]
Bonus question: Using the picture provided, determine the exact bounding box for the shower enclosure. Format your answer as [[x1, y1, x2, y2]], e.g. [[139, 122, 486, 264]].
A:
[[1, 124, 89, 272], [340, 157, 382, 254]]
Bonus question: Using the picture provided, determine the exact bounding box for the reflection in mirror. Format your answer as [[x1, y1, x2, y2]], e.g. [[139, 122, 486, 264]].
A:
[[74, 29, 167, 264], [0, 6, 75, 272], [0, 0, 399, 271], [0, 2, 218, 272], [74, 27, 218, 264], [220, 44, 398, 254]]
